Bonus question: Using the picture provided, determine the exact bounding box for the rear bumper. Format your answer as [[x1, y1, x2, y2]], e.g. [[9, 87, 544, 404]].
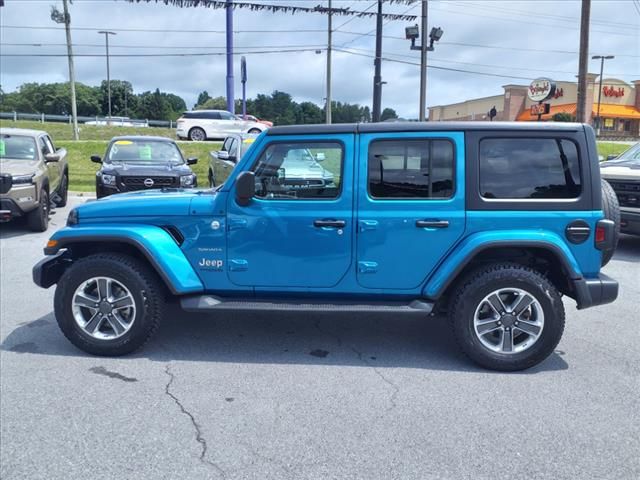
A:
[[573, 273, 619, 310], [620, 209, 640, 235]]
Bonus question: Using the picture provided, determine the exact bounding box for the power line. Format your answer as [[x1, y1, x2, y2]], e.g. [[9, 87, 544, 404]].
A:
[[2, 42, 327, 50], [339, 0, 419, 47], [0, 47, 325, 58], [333, 0, 377, 31], [0, 24, 324, 33]]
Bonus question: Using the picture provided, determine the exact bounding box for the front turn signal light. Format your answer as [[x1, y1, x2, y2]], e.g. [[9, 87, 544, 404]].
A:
[[46, 239, 58, 249]]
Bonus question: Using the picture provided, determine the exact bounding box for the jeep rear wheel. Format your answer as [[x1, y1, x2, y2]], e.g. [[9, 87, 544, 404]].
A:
[[449, 263, 565, 371], [26, 188, 49, 232], [600, 179, 620, 267], [54, 253, 165, 356]]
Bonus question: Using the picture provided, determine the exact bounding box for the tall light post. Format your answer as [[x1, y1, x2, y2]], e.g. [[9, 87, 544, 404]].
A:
[[98, 30, 116, 123], [592, 55, 614, 135]]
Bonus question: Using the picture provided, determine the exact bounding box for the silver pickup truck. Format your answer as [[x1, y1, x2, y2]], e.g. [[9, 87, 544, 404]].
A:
[[0, 127, 69, 231], [600, 143, 640, 236]]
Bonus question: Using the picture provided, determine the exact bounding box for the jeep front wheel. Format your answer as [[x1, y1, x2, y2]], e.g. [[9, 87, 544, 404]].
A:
[[449, 263, 565, 371], [54, 253, 165, 356]]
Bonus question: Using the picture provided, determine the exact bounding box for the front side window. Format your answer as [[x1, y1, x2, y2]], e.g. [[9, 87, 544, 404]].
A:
[[252, 142, 343, 199], [480, 138, 581, 199], [368, 139, 454, 199]]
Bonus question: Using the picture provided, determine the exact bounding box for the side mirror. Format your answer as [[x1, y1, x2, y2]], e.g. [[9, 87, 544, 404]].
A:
[[217, 150, 230, 160], [187, 157, 198, 165], [315, 152, 326, 161], [235, 171, 255, 206], [606, 154, 617, 160], [44, 153, 60, 163], [91, 155, 102, 164]]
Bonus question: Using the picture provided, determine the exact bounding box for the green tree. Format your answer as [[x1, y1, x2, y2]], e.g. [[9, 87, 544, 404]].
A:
[[296, 101, 324, 124], [195, 90, 211, 108], [552, 112, 575, 122], [196, 96, 227, 110], [381, 107, 398, 121]]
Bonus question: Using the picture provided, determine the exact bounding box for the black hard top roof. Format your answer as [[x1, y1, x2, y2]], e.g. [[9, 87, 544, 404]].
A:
[[266, 121, 584, 136]]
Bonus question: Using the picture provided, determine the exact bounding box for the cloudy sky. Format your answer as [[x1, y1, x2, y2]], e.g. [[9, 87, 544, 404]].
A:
[[0, 0, 638, 118]]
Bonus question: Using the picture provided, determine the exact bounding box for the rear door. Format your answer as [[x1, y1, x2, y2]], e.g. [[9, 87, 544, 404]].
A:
[[356, 132, 466, 290]]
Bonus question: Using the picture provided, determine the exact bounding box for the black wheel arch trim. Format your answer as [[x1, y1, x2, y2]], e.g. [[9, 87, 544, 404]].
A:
[[431, 240, 584, 300], [42, 235, 181, 294]]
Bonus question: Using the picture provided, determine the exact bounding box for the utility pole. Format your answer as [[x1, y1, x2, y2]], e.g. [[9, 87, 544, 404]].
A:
[[372, 0, 383, 122], [418, 0, 428, 121], [98, 30, 116, 123], [592, 55, 614, 135], [225, 0, 234, 114], [51, 0, 79, 140], [326, 0, 332, 124], [576, 0, 591, 123]]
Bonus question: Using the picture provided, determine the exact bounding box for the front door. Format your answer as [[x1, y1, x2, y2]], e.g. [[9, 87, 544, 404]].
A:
[[356, 132, 466, 290], [226, 135, 353, 288]]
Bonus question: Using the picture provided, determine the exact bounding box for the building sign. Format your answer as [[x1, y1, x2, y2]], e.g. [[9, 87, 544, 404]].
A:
[[528, 78, 556, 102], [552, 87, 564, 99], [603, 86, 624, 97], [530, 103, 550, 116]]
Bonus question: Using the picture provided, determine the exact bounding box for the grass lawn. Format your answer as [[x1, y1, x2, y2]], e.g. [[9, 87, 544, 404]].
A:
[[57, 141, 221, 192], [597, 142, 632, 159]]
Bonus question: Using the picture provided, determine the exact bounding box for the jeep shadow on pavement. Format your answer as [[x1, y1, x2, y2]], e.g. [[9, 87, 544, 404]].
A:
[[33, 122, 620, 371]]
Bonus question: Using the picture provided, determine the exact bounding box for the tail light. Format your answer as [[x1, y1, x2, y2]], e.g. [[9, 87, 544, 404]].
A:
[[595, 219, 614, 250]]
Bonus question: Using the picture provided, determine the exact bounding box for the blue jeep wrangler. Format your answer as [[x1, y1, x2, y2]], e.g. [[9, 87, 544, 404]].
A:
[[33, 122, 619, 371]]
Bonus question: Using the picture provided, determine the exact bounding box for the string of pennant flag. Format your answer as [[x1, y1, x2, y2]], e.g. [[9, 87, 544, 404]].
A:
[[124, 0, 419, 20]]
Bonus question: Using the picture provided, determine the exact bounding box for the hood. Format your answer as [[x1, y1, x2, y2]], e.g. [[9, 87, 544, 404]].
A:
[[283, 163, 333, 180], [0, 159, 40, 176], [100, 162, 192, 176], [600, 159, 640, 170], [600, 163, 640, 181], [76, 188, 210, 219]]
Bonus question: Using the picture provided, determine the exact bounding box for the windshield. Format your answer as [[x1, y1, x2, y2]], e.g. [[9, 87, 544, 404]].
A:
[[0, 134, 37, 161], [106, 139, 184, 164]]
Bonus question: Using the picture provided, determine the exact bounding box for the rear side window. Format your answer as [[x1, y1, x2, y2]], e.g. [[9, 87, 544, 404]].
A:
[[368, 139, 454, 199], [479, 138, 581, 199], [219, 111, 235, 120]]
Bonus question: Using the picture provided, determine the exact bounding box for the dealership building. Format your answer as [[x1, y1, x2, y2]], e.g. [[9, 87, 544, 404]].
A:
[[428, 75, 640, 138]]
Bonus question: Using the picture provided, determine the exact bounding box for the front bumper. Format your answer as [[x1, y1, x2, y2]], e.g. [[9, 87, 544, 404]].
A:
[[0, 191, 38, 220], [620, 209, 640, 236], [573, 273, 619, 310], [32, 251, 72, 288]]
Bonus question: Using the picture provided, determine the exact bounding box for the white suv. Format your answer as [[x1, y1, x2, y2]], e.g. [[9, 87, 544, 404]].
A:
[[176, 110, 267, 141]]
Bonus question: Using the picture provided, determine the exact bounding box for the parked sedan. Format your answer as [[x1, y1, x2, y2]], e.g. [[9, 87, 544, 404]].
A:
[[92, 136, 197, 198], [176, 110, 267, 141], [235, 114, 273, 127]]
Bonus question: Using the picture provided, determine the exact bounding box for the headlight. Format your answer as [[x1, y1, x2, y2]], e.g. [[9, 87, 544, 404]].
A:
[[180, 174, 195, 187], [67, 208, 79, 226], [12, 174, 35, 184], [101, 173, 116, 186]]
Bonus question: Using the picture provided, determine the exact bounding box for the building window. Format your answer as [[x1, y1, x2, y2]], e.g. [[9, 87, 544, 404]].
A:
[[368, 139, 454, 199], [479, 138, 581, 199]]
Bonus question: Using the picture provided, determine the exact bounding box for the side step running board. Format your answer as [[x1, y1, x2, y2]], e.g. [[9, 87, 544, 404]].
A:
[[180, 295, 434, 314]]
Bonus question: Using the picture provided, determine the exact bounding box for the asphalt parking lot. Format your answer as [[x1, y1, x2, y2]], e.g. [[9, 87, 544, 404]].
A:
[[1, 197, 638, 480]]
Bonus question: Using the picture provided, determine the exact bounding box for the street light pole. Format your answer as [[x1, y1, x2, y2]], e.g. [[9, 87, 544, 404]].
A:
[[326, 0, 332, 124], [98, 30, 116, 123], [372, 0, 383, 122], [418, 0, 428, 122], [592, 54, 614, 135]]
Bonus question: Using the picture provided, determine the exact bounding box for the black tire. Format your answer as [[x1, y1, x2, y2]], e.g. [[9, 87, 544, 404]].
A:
[[600, 179, 620, 267], [247, 128, 262, 134], [449, 263, 565, 371], [54, 253, 166, 356], [188, 127, 206, 141], [54, 171, 68, 207], [26, 188, 49, 232]]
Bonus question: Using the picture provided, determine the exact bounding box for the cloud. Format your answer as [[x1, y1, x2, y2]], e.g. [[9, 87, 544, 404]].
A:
[[1, 0, 638, 119]]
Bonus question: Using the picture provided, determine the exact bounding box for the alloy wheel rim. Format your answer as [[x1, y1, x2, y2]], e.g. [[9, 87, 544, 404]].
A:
[[71, 276, 137, 340], [191, 129, 204, 141], [473, 287, 544, 354]]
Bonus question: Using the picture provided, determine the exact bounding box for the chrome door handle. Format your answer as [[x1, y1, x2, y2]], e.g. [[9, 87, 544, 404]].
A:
[[416, 220, 449, 229]]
